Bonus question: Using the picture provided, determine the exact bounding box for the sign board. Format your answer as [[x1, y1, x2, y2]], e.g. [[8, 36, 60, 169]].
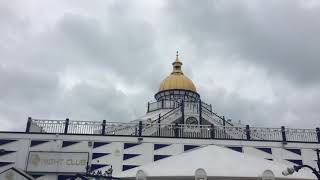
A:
[[26, 152, 88, 173]]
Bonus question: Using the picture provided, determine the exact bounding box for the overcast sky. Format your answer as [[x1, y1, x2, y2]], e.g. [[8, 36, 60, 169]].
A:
[[1, 0, 320, 131]]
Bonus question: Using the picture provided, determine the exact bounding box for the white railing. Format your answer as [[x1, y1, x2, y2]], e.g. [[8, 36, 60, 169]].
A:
[[27, 118, 319, 143], [68, 120, 102, 134], [148, 100, 180, 112]]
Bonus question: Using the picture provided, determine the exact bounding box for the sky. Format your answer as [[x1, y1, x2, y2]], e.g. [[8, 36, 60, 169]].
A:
[[1, 0, 320, 131]]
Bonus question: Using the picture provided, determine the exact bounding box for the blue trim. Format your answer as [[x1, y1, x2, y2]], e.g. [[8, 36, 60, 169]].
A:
[[124, 143, 140, 149], [285, 148, 301, 155], [122, 165, 138, 171], [154, 155, 171, 161], [154, 144, 170, 150], [30, 140, 49, 147], [92, 153, 110, 160], [93, 142, 110, 148], [184, 145, 199, 151], [0, 150, 15, 156], [0, 139, 17, 146], [31, 174, 44, 179], [62, 141, 79, 148], [0, 162, 14, 167], [256, 147, 272, 154], [123, 154, 140, 160], [90, 164, 109, 171], [226, 146, 243, 153], [58, 175, 75, 180], [286, 159, 303, 165]]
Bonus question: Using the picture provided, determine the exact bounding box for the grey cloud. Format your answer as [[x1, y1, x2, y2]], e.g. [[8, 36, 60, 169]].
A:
[[202, 87, 320, 128], [1, 0, 320, 131], [165, 0, 320, 86], [0, 1, 162, 130], [56, 12, 158, 82], [54, 82, 134, 122], [0, 65, 60, 130]]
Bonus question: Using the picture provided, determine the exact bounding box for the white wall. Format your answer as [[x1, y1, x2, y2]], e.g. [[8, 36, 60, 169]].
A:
[[0, 132, 319, 180]]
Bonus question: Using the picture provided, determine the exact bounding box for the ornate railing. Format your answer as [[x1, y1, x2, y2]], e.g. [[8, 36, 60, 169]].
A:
[[147, 100, 213, 113], [147, 103, 182, 125], [285, 128, 318, 142], [26, 118, 320, 143], [250, 127, 282, 141], [68, 120, 103, 134], [29, 119, 66, 133], [104, 122, 139, 136], [201, 105, 234, 126], [147, 100, 180, 112], [202, 101, 212, 112]]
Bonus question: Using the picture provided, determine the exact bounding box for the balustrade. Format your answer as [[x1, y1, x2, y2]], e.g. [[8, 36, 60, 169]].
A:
[[27, 118, 319, 143]]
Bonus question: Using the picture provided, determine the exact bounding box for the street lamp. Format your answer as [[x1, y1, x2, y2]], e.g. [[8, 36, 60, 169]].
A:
[[282, 149, 320, 179]]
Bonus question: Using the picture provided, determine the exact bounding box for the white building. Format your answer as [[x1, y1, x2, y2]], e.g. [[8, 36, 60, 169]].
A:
[[0, 53, 319, 180]]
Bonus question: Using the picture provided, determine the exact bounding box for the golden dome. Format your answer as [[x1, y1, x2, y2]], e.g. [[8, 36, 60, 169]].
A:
[[159, 52, 197, 92]]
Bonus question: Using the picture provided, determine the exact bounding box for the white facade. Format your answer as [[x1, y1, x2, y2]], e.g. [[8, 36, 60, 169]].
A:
[[117, 145, 315, 179], [0, 132, 319, 179]]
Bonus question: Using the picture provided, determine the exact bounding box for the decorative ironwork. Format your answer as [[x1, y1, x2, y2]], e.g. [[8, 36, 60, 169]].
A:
[[282, 149, 320, 179], [28, 118, 319, 143], [72, 165, 121, 180]]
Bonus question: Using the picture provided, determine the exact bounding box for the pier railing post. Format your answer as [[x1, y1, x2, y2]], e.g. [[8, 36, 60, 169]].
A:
[[281, 126, 287, 143], [158, 114, 161, 137], [102, 120, 106, 135], [316, 127, 320, 143], [210, 124, 215, 139], [64, 118, 69, 134], [222, 116, 226, 138], [138, 121, 143, 137], [26, 117, 32, 133], [174, 123, 179, 138], [199, 100, 202, 125], [181, 101, 184, 124], [246, 125, 251, 140]]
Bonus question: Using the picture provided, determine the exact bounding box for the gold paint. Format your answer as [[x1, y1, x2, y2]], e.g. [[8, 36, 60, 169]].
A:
[[31, 154, 40, 166], [159, 51, 197, 92]]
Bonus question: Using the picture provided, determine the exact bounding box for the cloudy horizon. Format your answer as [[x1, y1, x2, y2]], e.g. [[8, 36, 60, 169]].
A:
[[1, 0, 320, 131]]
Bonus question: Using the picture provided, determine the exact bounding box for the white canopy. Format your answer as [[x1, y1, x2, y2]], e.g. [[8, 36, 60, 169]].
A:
[[116, 145, 315, 179]]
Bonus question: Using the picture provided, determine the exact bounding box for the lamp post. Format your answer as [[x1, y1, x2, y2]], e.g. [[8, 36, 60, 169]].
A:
[[282, 149, 320, 179]]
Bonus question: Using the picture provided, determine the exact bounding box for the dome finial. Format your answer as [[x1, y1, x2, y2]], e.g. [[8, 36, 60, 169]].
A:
[[175, 51, 180, 62], [172, 51, 183, 75]]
